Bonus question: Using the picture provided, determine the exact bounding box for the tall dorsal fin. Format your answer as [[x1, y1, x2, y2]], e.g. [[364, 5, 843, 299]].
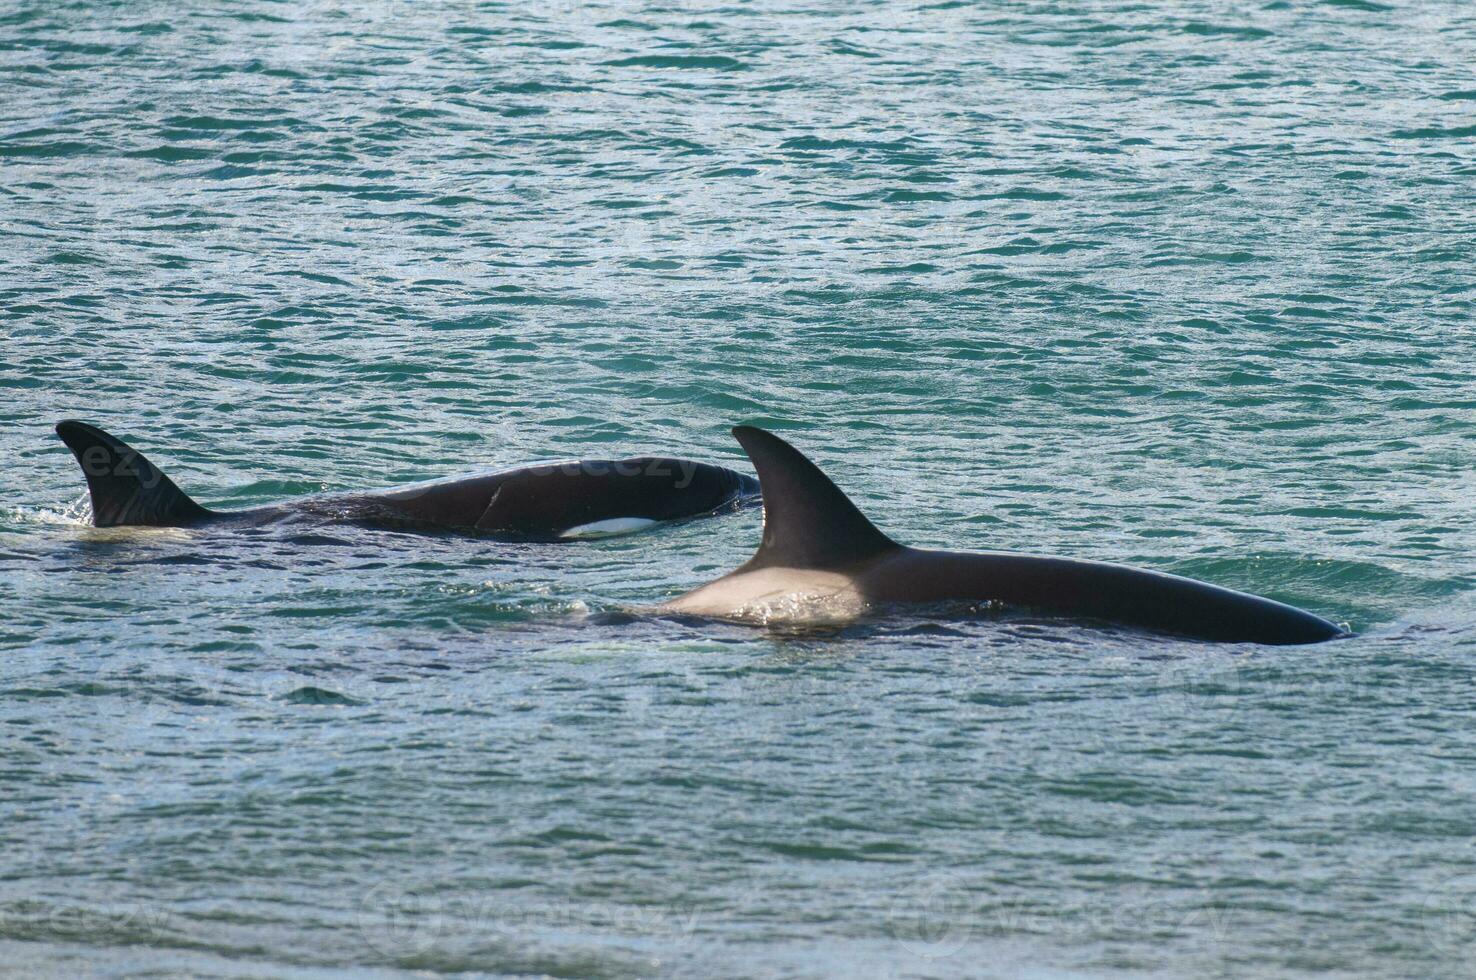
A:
[[55, 420, 214, 527], [732, 426, 899, 570]]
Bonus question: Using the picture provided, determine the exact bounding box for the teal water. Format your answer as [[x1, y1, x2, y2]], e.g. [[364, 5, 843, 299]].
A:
[[4, 1, 1476, 976]]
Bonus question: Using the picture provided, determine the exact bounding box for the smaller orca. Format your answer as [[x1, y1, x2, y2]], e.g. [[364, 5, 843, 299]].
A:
[[664, 426, 1346, 645], [54, 420, 759, 541]]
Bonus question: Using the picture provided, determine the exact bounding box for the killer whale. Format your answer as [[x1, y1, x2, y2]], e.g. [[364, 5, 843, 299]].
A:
[[664, 426, 1345, 645], [55, 420, 759, 540]]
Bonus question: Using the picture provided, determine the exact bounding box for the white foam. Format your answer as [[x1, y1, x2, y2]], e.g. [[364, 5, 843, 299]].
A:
[[7, 494, 92, 527]]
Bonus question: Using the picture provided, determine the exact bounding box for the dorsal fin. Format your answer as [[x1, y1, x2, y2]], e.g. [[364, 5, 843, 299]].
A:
[[55, 421, 214, 527], [732, 426, 899, 570]]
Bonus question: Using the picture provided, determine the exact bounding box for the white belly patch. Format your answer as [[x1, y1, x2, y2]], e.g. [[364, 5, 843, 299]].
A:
[[662, 567, 868, 625], [559, 517, 659, 539]]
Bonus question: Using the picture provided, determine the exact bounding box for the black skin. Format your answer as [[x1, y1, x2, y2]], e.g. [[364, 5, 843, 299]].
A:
[[707, 426, 1345, 645], [248, 457, 759, 539], [851, 547, 1343, 645], [54, 420, 759, 541]]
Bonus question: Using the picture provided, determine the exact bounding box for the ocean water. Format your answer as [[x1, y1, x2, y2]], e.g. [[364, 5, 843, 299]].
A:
[[4, 0, 1476, 976]]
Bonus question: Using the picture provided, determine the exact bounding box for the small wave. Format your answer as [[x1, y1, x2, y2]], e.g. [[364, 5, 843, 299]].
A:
[[1179, 21, 1273, 39], [124, 145, 214, 161], [1392, 125, 1476, 140], [277, 686, 366, 706], [605, 54, 748, 71], [0, 140, 96, 158]]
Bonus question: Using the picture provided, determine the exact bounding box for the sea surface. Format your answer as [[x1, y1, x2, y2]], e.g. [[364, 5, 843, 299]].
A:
[[4, 1, 1476, 976]]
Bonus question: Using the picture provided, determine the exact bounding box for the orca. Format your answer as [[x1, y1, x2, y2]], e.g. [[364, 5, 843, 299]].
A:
[[664, 426, 1345, 645], [54, 420, 759, 541]]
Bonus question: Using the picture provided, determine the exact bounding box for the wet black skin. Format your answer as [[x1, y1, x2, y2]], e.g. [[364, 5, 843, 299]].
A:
[[55, 420, 758, 540], [683, 426, 1345, 645], [850, 546, 1343, 645], [282, 457, 760, 539]]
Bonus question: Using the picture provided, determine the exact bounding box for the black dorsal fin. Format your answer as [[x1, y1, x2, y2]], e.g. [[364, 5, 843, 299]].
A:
[[732, 426, 899, 570], [55, 420, 214, 527]]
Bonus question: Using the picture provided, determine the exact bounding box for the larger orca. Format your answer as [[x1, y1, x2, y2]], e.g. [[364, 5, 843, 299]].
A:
[[55, 420, 758, 540], [664, 426, 1345, 645]]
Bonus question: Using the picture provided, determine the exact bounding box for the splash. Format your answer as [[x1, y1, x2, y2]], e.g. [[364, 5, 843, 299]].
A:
[[6, 493, 92, 527]]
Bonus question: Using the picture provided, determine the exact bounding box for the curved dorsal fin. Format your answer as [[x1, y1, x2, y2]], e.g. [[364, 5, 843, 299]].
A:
[[733, 426, 898, 570], [55, 420, 214, 527]]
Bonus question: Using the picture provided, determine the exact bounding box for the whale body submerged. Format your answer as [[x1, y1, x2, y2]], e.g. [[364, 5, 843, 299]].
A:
[[665, 426, 1345, 645], [55, 420, 759, 541]]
